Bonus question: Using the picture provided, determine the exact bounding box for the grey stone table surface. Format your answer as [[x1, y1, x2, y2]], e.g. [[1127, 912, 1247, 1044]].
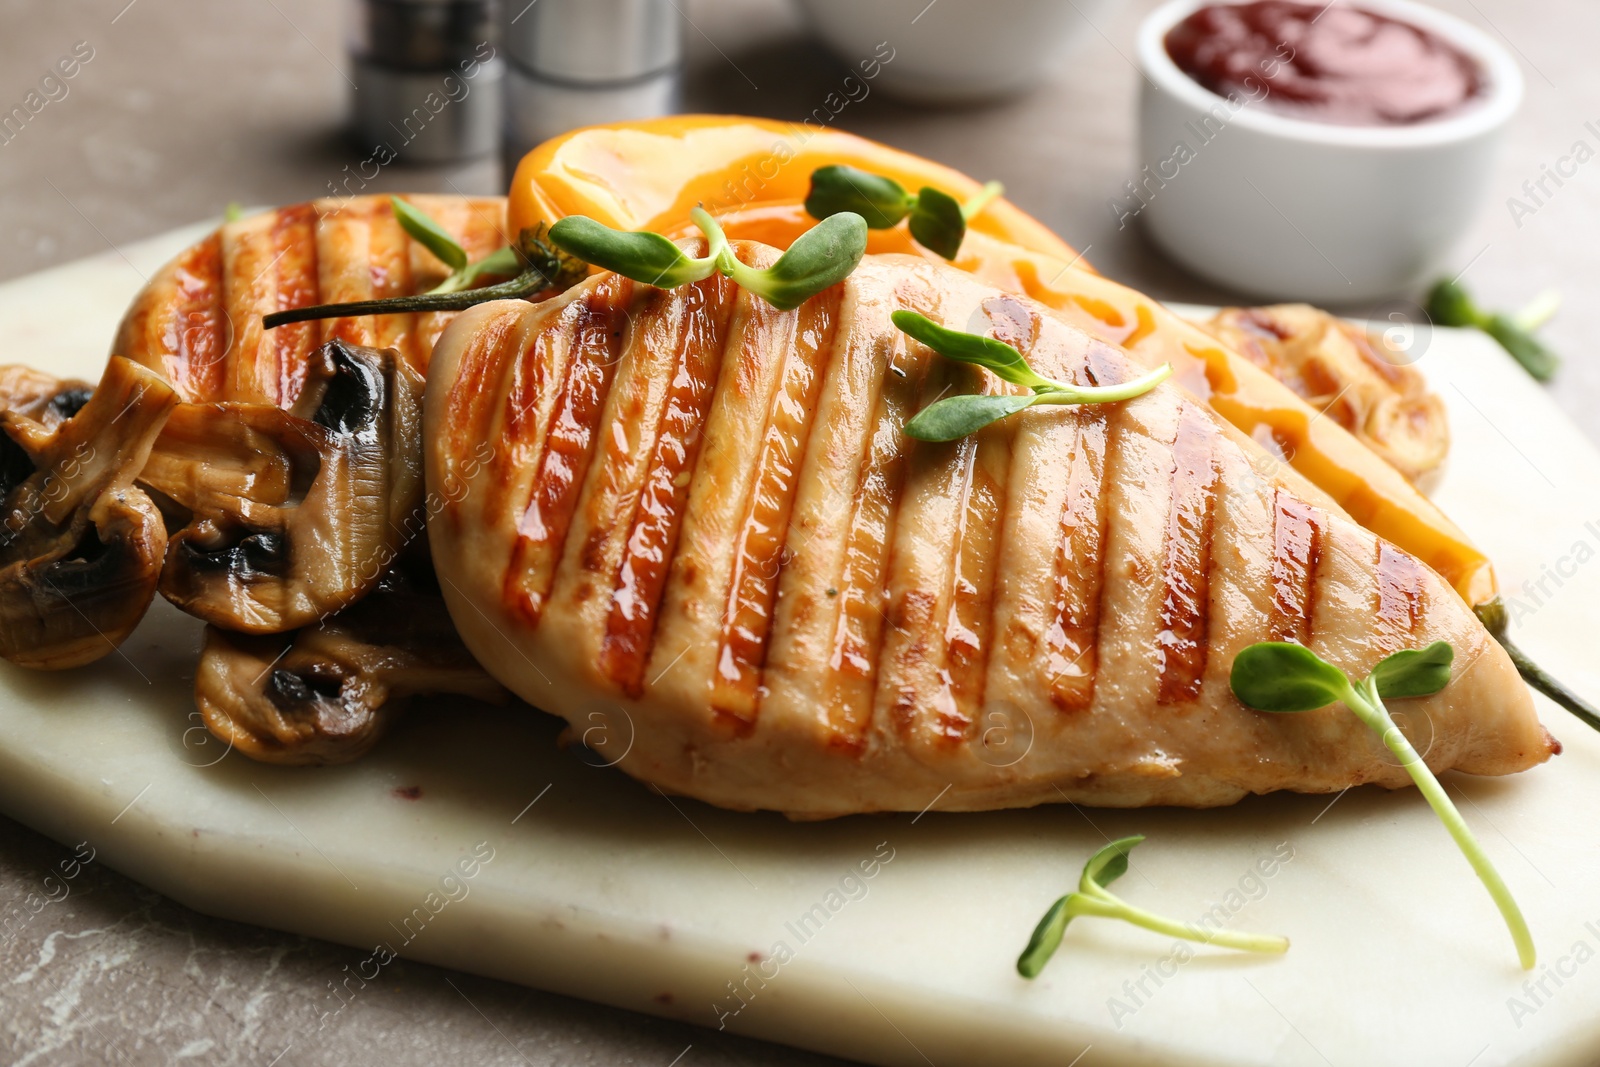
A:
[[0, 0, 1595, 1064]]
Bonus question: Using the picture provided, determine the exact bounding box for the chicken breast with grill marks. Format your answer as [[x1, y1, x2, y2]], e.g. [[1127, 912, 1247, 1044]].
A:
[[424, 243, 1555, 819]]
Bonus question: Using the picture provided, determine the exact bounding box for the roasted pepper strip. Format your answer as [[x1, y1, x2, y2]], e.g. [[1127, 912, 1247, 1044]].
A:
[[506, 117, 1496, 606]]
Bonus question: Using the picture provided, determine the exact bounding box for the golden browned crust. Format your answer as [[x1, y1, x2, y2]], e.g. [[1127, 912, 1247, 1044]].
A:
[[424, 247, 1551, 819], [112, 194, 508, 406]]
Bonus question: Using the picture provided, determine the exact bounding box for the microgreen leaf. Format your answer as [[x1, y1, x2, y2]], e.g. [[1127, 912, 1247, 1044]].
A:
[[805, 167, 1004, 261], [547, 215, 713, 289], [1230, 642, 1350, 712], [1015, 895, 1074, 979], [891, 310, 1054, 391], [904, 393, 1041, 441], [731, 211, 869, 311], [391, 196, 468, 272], [1424, 278, 1485, 330], [893, 312, 1172, 441], [223, 201, 244, 223], [804, 165, 914, 229], [550, 209, 867, 311], [1080, 835, 1141, 892], [1016, 834, 1287, 979], [1369, 640, 1453, 699], [1229, 639, 1535, 969], [1426, 277, 1560, 381], [908, 186, 966, 260]]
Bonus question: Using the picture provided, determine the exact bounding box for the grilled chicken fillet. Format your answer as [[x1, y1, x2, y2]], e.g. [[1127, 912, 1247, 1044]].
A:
[[432, 245, 1553, 817]]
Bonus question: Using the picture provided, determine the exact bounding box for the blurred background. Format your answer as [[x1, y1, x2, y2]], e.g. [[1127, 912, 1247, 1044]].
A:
[[1, 0, 1595, 421], [0, 0, 1595, 1063]]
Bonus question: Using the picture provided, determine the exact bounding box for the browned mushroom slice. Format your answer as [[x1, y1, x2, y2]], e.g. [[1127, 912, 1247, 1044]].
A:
[[0, 366, 94, 427], [0, 357, 177, 668], [194, 569, 508, 763], [140, 339, 425, 632]]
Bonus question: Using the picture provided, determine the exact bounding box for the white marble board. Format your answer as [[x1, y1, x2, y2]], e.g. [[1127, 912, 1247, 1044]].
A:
[[1, 225, 1599, 1067]]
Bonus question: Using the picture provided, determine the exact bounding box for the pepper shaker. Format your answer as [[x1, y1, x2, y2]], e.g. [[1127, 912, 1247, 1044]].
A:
[[349, 0, 505, 163], [502, 0, 682, 170]]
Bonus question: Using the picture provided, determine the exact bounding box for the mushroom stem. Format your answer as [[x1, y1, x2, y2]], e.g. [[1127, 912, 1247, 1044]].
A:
[[195, 565, 508, 763]]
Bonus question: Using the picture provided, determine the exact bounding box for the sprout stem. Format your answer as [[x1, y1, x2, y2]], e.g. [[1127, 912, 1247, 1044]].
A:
[[1033, 363, 1173, 405], [1342, 676, 1536, 969], [1511, 289, 1561, 333], [1072, 893, 1289, 954], [1475, 598, 1600, 733], [262, 266, 553, 330], [960, 180, 1005, 221]]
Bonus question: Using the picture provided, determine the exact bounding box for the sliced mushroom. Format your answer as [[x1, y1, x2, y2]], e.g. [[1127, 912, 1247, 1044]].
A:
[[140, 338, 425, 632], [0, 366, 94, 427], [194, 564, 508, 763], [0, 357, 177, 668]]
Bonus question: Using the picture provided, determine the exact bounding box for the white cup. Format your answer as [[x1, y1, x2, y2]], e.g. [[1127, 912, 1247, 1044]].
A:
[[1133, 0, 1522, 303]]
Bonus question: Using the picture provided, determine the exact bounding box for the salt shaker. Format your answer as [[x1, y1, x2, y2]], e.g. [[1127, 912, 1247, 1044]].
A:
[[349, 0, 505, 163], [502, 0, 682, 169]]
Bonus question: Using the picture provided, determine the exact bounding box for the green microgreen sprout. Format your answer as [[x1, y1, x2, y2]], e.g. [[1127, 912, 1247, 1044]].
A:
[[804, 164, 1004, 260], [1231, 640, 1536, 969], [386, 196, 524, 295], [262, 207, 583, 331], [891, 310, 1171, 441], [546, 206, 868, 312], [1474, 597, 1600, 733], [1016, 835, 1289, 979], [223, 201, 244, 223], [1426, 278, 1561, 382]]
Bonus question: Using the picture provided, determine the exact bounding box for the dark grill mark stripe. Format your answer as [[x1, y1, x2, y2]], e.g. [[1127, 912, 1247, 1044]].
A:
[[1043, 344, 1125, 714], [937, 435, 1006, 742], [1375, 540, 1426, 651], [602, 277, 740, 696], [443, 306, 527, 500], [823, 326, 934, 750], [166, 232, 227, 403], [367, 199, 422, 371], [709, 288, 841, 723], [1268, 489, 1321, 644], [1043, 415, 1108, 713], [316, 201, 378, 352], [1156, 401, 1220, 705], [503, 283, 629, 627], [270, 203, 321, 407]]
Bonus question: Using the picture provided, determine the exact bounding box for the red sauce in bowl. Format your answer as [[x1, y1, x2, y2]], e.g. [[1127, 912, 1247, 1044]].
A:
[[1164, 1, 1483, 127]]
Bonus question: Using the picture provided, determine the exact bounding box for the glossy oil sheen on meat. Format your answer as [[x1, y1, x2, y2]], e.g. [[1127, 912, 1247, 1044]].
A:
[[113, 194, 507, 405], [424, 244, 1555, 818]]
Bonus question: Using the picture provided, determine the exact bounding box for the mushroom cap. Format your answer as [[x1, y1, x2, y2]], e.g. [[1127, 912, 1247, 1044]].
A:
[[0, 358, 176, 669], [143, 339, 426, 633]]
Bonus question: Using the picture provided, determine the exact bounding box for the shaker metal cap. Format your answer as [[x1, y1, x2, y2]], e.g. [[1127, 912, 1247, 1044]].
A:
[[503, 0, 681, 84]]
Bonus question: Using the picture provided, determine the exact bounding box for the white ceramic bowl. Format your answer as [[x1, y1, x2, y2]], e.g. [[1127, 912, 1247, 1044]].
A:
[[1135, 0, 1522, 303], [794, 0, 1110, 103]]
